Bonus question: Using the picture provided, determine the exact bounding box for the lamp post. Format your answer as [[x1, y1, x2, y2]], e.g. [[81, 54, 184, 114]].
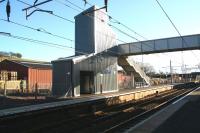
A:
[[65, 72, 71, 97], [170, 60, 173, 85]]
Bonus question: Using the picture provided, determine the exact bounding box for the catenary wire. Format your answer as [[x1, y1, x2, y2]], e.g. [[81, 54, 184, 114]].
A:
[[85, 0, 193, 67], [8, 0, 187, 70], [86, 1, 148, 40], [155, 0, 200, 62], [52, 0, 184, 66], [16, 0, 75, 23], [16, 0, 126, 50], [0, 18, 74, 42], [0, 32, 93, 55], [17, 0, 184, 67]]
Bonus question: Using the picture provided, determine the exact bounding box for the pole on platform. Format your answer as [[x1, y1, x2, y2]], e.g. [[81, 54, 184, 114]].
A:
[[35, 82, 38, 100], [170, 60, 173, 85]]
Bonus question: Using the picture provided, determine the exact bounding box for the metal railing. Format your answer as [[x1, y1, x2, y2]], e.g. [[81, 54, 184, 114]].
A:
[[127, 58, 150, 85], [118, 57, 150, 85]]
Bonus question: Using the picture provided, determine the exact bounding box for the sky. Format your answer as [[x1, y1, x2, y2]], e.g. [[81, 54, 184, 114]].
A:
[[0, 0, 200, 73]]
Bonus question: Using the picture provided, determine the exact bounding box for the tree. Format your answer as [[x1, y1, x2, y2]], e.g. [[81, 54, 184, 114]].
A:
[[0, 51, 22, 58], [142, 63, 156, 76], [15, 53, 22, 58], [0, 51, 9, 56], [136, 62, 156, 76]]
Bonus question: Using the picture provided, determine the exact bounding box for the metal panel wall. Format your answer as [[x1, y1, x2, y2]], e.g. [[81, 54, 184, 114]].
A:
[[168, 37, 182, 49], [28, 68, 52, 92], [73, 54, 118, 95], [155, 39, 168, 50], [52, 60, 73, 96], [75, 6, 116, 56], [130, 42, 142, 54], [183, 35, 199, 48], [94, 8, 117, 54], [142, 40, 154, 52], [75, 7, 95, 55], [95, 63, 118, 93]]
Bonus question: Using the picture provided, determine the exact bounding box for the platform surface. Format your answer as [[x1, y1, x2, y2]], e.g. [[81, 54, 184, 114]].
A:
[[153, 87, 200, 133], [126, 87, 200, 133], [0, 85, 170, 117]]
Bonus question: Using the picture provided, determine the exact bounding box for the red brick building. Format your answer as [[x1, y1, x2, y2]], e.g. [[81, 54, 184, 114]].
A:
[[118, 71, 134, 89]]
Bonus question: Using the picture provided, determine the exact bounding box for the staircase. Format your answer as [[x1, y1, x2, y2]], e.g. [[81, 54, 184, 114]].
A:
[[118, 56, 150, 85]]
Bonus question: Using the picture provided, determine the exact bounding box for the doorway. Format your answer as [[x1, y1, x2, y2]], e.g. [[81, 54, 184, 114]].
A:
[[80, 71, 94, 94]]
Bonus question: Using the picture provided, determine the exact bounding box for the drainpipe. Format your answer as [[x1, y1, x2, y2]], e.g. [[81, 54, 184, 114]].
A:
[[71, 60, 74, 97]]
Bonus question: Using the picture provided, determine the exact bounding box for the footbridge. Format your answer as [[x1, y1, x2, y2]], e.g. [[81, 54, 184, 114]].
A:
[[111, 34, 200, 56], [110, 34, 200, 86]]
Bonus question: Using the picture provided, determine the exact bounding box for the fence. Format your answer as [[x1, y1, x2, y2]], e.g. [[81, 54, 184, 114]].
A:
[[0, 80, 52, 95], [28, 83, 52, 94]]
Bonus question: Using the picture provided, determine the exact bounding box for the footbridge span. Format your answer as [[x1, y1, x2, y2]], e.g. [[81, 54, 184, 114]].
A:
[[111, 34, 200, 56]]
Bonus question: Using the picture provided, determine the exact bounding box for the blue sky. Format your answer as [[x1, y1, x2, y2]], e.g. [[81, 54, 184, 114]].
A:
[[0, 0, 200, 73]]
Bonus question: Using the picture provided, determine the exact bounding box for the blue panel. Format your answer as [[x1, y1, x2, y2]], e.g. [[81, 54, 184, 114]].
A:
[[168, 37, 182, 49], [142, 41, 154, 52], [130, 42, 142, 53], [183, 35, 199, 48], [155, 39, 168, 50]]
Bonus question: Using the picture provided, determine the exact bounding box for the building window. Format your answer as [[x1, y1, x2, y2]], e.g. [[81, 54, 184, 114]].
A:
[[9, 71, 18, 80], [0, 71, 8, 81]]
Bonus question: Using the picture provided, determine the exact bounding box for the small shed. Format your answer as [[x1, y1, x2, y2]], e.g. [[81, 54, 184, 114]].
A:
[[0, 59, 52, 92]]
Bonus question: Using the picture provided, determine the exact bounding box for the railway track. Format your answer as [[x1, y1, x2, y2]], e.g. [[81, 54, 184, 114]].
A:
[[0, 84, 198, 133], [102, 89, 193, 133], [79, 88, 192, 133]]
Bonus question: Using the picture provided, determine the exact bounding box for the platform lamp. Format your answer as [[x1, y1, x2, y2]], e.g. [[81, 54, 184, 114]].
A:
[[65, 72, 72, 97]]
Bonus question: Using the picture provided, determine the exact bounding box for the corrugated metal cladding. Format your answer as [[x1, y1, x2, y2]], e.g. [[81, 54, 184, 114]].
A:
[[75, 6, 116, 56], [28, 68, 52, 91], [75, 6, 95, 55], [52, 60, 73, 96], [94, 7, 116, 54], [0, 59, 52, 92], [73, 54, 118, 95]]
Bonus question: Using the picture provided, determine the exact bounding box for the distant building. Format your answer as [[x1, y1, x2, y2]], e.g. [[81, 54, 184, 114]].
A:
[[118, 70, 135, 89], [0, 59, 52, 93]]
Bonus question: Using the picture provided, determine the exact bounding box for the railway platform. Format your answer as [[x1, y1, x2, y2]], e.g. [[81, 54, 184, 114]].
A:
[[126, 87, 200, 133], [0, 85, 171, 117]]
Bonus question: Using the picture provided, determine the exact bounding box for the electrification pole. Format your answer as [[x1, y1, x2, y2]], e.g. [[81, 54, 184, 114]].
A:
[[170, 60, 173, 84]]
